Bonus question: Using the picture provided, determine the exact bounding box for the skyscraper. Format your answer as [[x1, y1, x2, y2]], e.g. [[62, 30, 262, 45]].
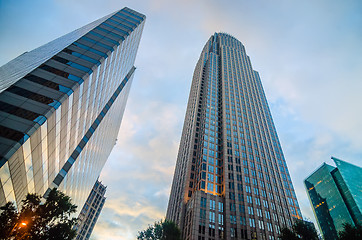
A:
[[0, 7, 145, 212], [166, 33, 301, 240], [305, 157, 362, 240], [75, 179, 106, 240]]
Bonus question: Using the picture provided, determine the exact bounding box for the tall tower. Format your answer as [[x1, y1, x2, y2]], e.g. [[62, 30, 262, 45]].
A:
[[75, 179, 107, 240], [0, 7, 145, 212], [167, 33, 301, 240]]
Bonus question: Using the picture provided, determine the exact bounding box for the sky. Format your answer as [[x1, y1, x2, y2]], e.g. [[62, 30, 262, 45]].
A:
[[1, 0, 362, 239]]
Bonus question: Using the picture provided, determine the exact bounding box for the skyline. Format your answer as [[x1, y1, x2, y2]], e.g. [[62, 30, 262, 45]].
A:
[[1, 0, 362, 239]]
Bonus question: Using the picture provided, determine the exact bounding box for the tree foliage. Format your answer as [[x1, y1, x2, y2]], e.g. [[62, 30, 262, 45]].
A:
[[0, 188, 77, 240], [279, 219, 320, 240], [338, 223, 362, 240], [137, 220, 181, 240]]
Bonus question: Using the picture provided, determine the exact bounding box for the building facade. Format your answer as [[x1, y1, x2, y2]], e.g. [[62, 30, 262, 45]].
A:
[[166, 33, 301, 240], [0, 7, 145, 212], [75, 179, 106, 240], [305, 157, 362, 240]]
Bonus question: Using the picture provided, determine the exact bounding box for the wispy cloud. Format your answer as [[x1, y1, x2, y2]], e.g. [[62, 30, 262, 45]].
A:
[[95, 100, 183, 239]]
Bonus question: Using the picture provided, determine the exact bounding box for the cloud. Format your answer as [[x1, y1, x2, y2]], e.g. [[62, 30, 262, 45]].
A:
[[97, 99, 184, 239], [105, 197, 164, 219], [91, 195, 165, 240]]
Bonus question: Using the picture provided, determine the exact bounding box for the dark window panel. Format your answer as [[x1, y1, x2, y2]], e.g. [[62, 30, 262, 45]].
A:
[[88, 30, 119, 46], [97, 25, 123, 40], [115, 12, 138, 27], [66, 45, 103, 63], [46, 59, 87, 78], [32, 69, 76, 88], [0, 110, 34, 131], [112, 14, 136, 29], [57, 51, 95, 69], [6, 86, 61, 109], [73, 42, 108, 58], [91, 28, 118, 43], [83, 33, 116, 49], [52, 56, 92, 74], [0, 101, 43, 122], [101, 22, 128, 37], [39, 64, 83, 84], [24, 73, 74, 96], [107, 18, 132, 32], [0, 125, 26, 143], [0, 137, 17, 156], [81, 36, 114, 51], [122, 8, 144, 21], [109, 16, 134, 31]]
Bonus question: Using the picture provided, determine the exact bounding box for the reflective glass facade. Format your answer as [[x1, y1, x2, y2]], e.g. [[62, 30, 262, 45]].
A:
[[167, 33, 301, 240], [75, 179, 106, 240], [305, 157, 362, 240], [0, 7, 145, 213]]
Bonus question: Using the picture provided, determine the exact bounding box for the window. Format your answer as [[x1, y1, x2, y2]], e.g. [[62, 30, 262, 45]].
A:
[[230, 215, 236, 224], [248, 206, 254, 215], [207, 183, 214, 192], [208, 174, 214, 182], [209, 212, 215, 223], [210, 200, 215, 210], [230, 227, 235, 237], [218, 214, 224, 225], [258, 220, 265, 230], [218, 202, 224, 212], [201, 197, 207, 208], [249, 218, 255, 228]]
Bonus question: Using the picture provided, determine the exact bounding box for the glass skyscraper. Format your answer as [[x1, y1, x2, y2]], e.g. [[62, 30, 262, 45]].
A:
[[0, 7, 145, 213], [75, 179, 106, 240], [305, 157, 362, 240], [166, 33, 301, 240]]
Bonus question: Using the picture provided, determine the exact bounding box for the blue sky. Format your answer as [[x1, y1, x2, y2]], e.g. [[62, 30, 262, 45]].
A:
[[1, 0, 362, 239]]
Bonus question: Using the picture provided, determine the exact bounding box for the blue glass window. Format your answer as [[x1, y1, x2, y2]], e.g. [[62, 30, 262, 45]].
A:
[[102, 22, 128, 36], [89, 31, 119, 46], [73, 42, 108, 58], [81, 36, 114, 51], [52, 56, 92, 74], [96, 26, 123, 40], [63, 48, 100, 65], [39, 64, 84, 84]]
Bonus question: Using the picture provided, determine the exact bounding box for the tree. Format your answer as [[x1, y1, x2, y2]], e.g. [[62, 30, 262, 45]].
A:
[[279, 227, 300, 240], [137, 220, 181, 240], [338, 223, 362, 240], [0, 188, 77, 240], [279, 219, 320, 240]]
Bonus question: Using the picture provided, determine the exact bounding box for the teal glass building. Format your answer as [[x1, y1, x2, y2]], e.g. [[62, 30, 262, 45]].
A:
[[0, 7, 145, 213], [305, 157, 362, 239], [167, 33, 302, 240]]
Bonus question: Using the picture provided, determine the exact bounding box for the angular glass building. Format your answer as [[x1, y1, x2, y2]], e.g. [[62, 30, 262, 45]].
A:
[[75, 179, 106, 240], [166, 33, 301, 240], [0, 7, 145, 212], [305, 157, 362, 240]]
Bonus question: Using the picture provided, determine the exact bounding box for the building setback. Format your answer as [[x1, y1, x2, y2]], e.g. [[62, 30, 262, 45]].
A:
[[75, 179, 106, 240], [305, 157, 362, 240], [166, 33, 301, 240], [0, 7, 145, 213]]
